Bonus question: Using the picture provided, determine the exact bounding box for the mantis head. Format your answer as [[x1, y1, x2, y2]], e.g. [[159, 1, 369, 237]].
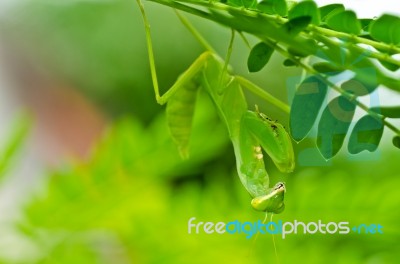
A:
[[251, 182, 286, 213]]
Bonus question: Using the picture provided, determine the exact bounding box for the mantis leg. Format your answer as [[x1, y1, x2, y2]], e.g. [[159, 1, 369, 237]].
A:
[[158, 52, 213, 105], [235, 76, 290, 114], [137, 0, 214, 105]]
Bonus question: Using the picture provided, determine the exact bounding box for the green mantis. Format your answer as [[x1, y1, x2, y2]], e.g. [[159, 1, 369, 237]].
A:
[[136, 0, 294, 213]]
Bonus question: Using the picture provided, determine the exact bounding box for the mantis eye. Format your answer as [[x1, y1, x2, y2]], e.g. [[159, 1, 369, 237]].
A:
[[274, 182, 285, 191]]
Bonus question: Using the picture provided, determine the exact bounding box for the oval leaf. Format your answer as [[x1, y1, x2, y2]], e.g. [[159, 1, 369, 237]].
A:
[[317, 96, 356, 159], [369, 14, 400, 45], [287, 39, 317, 58], [379, 59, 400, 72], [319, 4, 345, 21], [257, 0, 287, 16], [348, 115, 384, 154], [326, 10, 361, 35], [228, 0, 256, 8], [313, 62, 342, 75], [359, 18, 373, 31], [288, 1, 320, 25], [370, 106, 400, 118], [283, 16, 312, 36], [341, 78, 377, 96], [283, 59, 297, 67], [290, 76, 328, 142], [247, 42, 274, 73], [393, 136, 400, 149]]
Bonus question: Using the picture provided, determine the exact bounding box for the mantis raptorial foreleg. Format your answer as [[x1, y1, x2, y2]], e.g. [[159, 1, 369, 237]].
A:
[[136, 0, 295, 213]]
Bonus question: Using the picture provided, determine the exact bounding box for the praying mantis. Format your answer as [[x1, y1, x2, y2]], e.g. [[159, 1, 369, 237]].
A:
[[136, 0, 295, 214]]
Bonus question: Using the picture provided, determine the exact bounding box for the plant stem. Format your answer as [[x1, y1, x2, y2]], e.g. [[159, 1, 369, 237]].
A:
[[236, 76, 290, 114], [155, 1, 400, 66], [312, 26, 400, 55]]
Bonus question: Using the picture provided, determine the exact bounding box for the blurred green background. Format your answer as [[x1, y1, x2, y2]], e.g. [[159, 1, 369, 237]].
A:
[[0, 0, 398, 263]]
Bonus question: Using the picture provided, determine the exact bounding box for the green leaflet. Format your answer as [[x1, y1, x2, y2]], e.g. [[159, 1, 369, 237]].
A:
[[257, 0, 287, 16], [283, 16, 312, 36], [228, 0, 257, 8], [319, 4, 345, 22], [283, 58, 297, 67], [359, 19, 373, 31], [393, 136, 400, 149], [313, 62, 342, 75], [166, 81, 199, 159], [341, 77, 377, 96], [379, 60, 400, 72], [287, 38, 317, 58], [326, 10, 361, 35], [290, 76, 328, 142], [369, 14, 400, 45], [317, 96, 356, 159], [247, 42, 274, 73], [370, 106, 400, 118], [288, 1, 320, 25], [348, 115, 384, 154]]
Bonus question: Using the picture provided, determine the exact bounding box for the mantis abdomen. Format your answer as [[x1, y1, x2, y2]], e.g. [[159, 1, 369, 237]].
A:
[[166, 81, 199, 159]]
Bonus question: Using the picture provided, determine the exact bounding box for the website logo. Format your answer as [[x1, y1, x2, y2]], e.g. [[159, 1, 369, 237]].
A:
[[188, 217, 383, 239]]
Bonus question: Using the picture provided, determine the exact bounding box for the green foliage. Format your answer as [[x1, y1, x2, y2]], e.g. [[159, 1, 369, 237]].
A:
[[317, 96, 356, 159], [257, 0, 287, 16], [1, 1, 400, 262], [2, 115, 400, 263], [393, 136, 400, 149], [369, 14, 400, 45], [326, 10, 361, 35], [312, 62, 341, 75], [0, 114, 31, 180], [283, 58, 297, 66], [348, 115, 384, 154], [319, 4, 344, 22], [371, 106, 400, 118], [283, 16, 312, 36], [146, 0, 400, 161], [288, 1, 320, 25], [290, 76, 327, 142], [341, 78, 377, 96], [247, 42, 274, 72]]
